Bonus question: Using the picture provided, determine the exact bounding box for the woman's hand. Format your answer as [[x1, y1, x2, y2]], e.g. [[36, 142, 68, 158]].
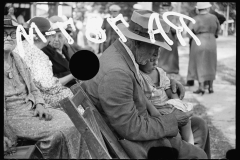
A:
[[4, 136, 13, 152], [170, 79, 185, 100], [33, 104, 52, 121]]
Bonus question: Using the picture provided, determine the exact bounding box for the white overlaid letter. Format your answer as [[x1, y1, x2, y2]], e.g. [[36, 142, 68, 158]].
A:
[[148, 13, 173, 45], [29, 22, 47, 44], [162, 12, 201, 46], [85, 16, 107, 43], [56, 22, 74, 45], [107, 14, 129, 42]]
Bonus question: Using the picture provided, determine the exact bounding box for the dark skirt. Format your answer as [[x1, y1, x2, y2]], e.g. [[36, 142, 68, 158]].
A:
[[158, 31, 179, 74]]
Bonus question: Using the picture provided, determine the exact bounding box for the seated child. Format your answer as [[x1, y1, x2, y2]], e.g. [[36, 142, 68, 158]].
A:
[[139, 51, 194, 145]]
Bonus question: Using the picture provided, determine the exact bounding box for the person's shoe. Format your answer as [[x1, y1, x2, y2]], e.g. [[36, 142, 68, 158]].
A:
[[208, 88, 214, 94], [193, 89, 205, 95], [185, 80, 194, 86]]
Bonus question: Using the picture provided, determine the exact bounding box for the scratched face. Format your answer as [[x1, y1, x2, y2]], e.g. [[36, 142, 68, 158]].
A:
[[134, 41, 159, 65]]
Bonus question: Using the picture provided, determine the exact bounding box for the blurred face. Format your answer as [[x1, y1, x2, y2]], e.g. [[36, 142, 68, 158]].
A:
[[8, 7, 14, 14], [139, 49, 160, 73], [50, 31, 67, 50], [134, 41, 159, 66], [4, 28, 17, 53], [111, 10, 120, 18], [159, 6, 171, 15]]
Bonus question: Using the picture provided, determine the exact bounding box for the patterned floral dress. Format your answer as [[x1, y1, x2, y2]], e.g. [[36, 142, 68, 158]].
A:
[[4, 52, 90, 159], [13, 40, 74, 108]]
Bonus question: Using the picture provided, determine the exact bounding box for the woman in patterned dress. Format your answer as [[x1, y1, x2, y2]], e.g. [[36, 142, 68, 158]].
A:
[[13, 17, 76, 108], [4, 15, 90, 159]]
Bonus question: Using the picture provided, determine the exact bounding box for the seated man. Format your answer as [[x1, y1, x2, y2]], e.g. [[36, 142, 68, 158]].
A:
[[41, 16, 76, 88], [83, 10, 211, 159]]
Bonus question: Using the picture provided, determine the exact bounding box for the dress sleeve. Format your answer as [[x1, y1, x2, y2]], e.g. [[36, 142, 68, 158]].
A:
[[157, 67, 171, 90], [4, 98, 17, 145], [98, 69, 178, 141], [19, 55, 45, 108]]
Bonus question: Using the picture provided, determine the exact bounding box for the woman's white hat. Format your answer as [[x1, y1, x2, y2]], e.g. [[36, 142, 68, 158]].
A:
[[109, 5, 121, 11], [195, 2, 212, 9], [133, 4, 143, 10]]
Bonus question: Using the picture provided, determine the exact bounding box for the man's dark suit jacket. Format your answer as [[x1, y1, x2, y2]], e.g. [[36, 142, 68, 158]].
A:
[[83, 39, 208, 159], [41, 45, 76, 88]]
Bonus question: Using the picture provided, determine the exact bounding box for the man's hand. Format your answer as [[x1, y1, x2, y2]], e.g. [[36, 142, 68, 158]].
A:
[[33, 104, 52, 121], [172, 108, 193, 127], [170, 79, 185, 100]]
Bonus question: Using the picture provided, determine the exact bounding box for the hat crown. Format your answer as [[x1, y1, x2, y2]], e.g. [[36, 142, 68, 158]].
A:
[[109, 4, 121, 11], [28, 17, 51, 33], [131, 10, 170, 32], [195, 2, 212, 9]]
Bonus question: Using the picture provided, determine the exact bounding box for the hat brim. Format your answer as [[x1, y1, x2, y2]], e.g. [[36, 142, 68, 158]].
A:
[[4, 25, 17, 28], [117, 23, 172, 51]]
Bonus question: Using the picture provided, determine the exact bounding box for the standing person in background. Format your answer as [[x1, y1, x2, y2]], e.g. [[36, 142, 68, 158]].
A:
[[7, 6, 17, 22], [17, 10, 27, 27], [76, 13, 86, 48], [157, 2, 181, 82], [99, 4, 121, 54], [187, 2, 220, 95], [185, 2, 225, 87]]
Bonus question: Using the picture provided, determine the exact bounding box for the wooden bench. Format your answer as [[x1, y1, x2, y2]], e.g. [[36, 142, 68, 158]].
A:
[[59, 82, 129, 159]]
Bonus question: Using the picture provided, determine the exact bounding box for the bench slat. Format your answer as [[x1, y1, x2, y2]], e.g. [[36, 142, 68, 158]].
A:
[[70, 83, 129, 159], [60, 98, 111, 159]]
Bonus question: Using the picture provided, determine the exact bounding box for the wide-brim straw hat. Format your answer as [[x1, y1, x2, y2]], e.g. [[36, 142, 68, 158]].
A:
[[195, 2, 212, 9], [4, 15, 19, 28], [117, 10, 172, 51]]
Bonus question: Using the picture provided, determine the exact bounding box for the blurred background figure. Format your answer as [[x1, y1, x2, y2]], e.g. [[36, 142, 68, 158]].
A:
[[7, 6, 17, 22], [75, 11, 86, 48], [17, 10, 27, 28], [187, 2, 220, 95], [157, 2, 183, 83], [99, 4, 121, 54], [84, 9, 104, 54], [185, 2, 225, 87]]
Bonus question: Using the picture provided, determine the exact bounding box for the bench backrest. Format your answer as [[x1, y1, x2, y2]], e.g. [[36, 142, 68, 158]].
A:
[[59, 88, 111, 159], [70, 83, 129, 159]]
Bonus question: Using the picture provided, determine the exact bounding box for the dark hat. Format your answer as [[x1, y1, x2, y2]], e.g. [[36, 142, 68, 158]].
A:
[[28, 17, 52, 35], [4, 15, 19, 28], [117, 10, 172, 51], [161, 2, 172, 7]]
